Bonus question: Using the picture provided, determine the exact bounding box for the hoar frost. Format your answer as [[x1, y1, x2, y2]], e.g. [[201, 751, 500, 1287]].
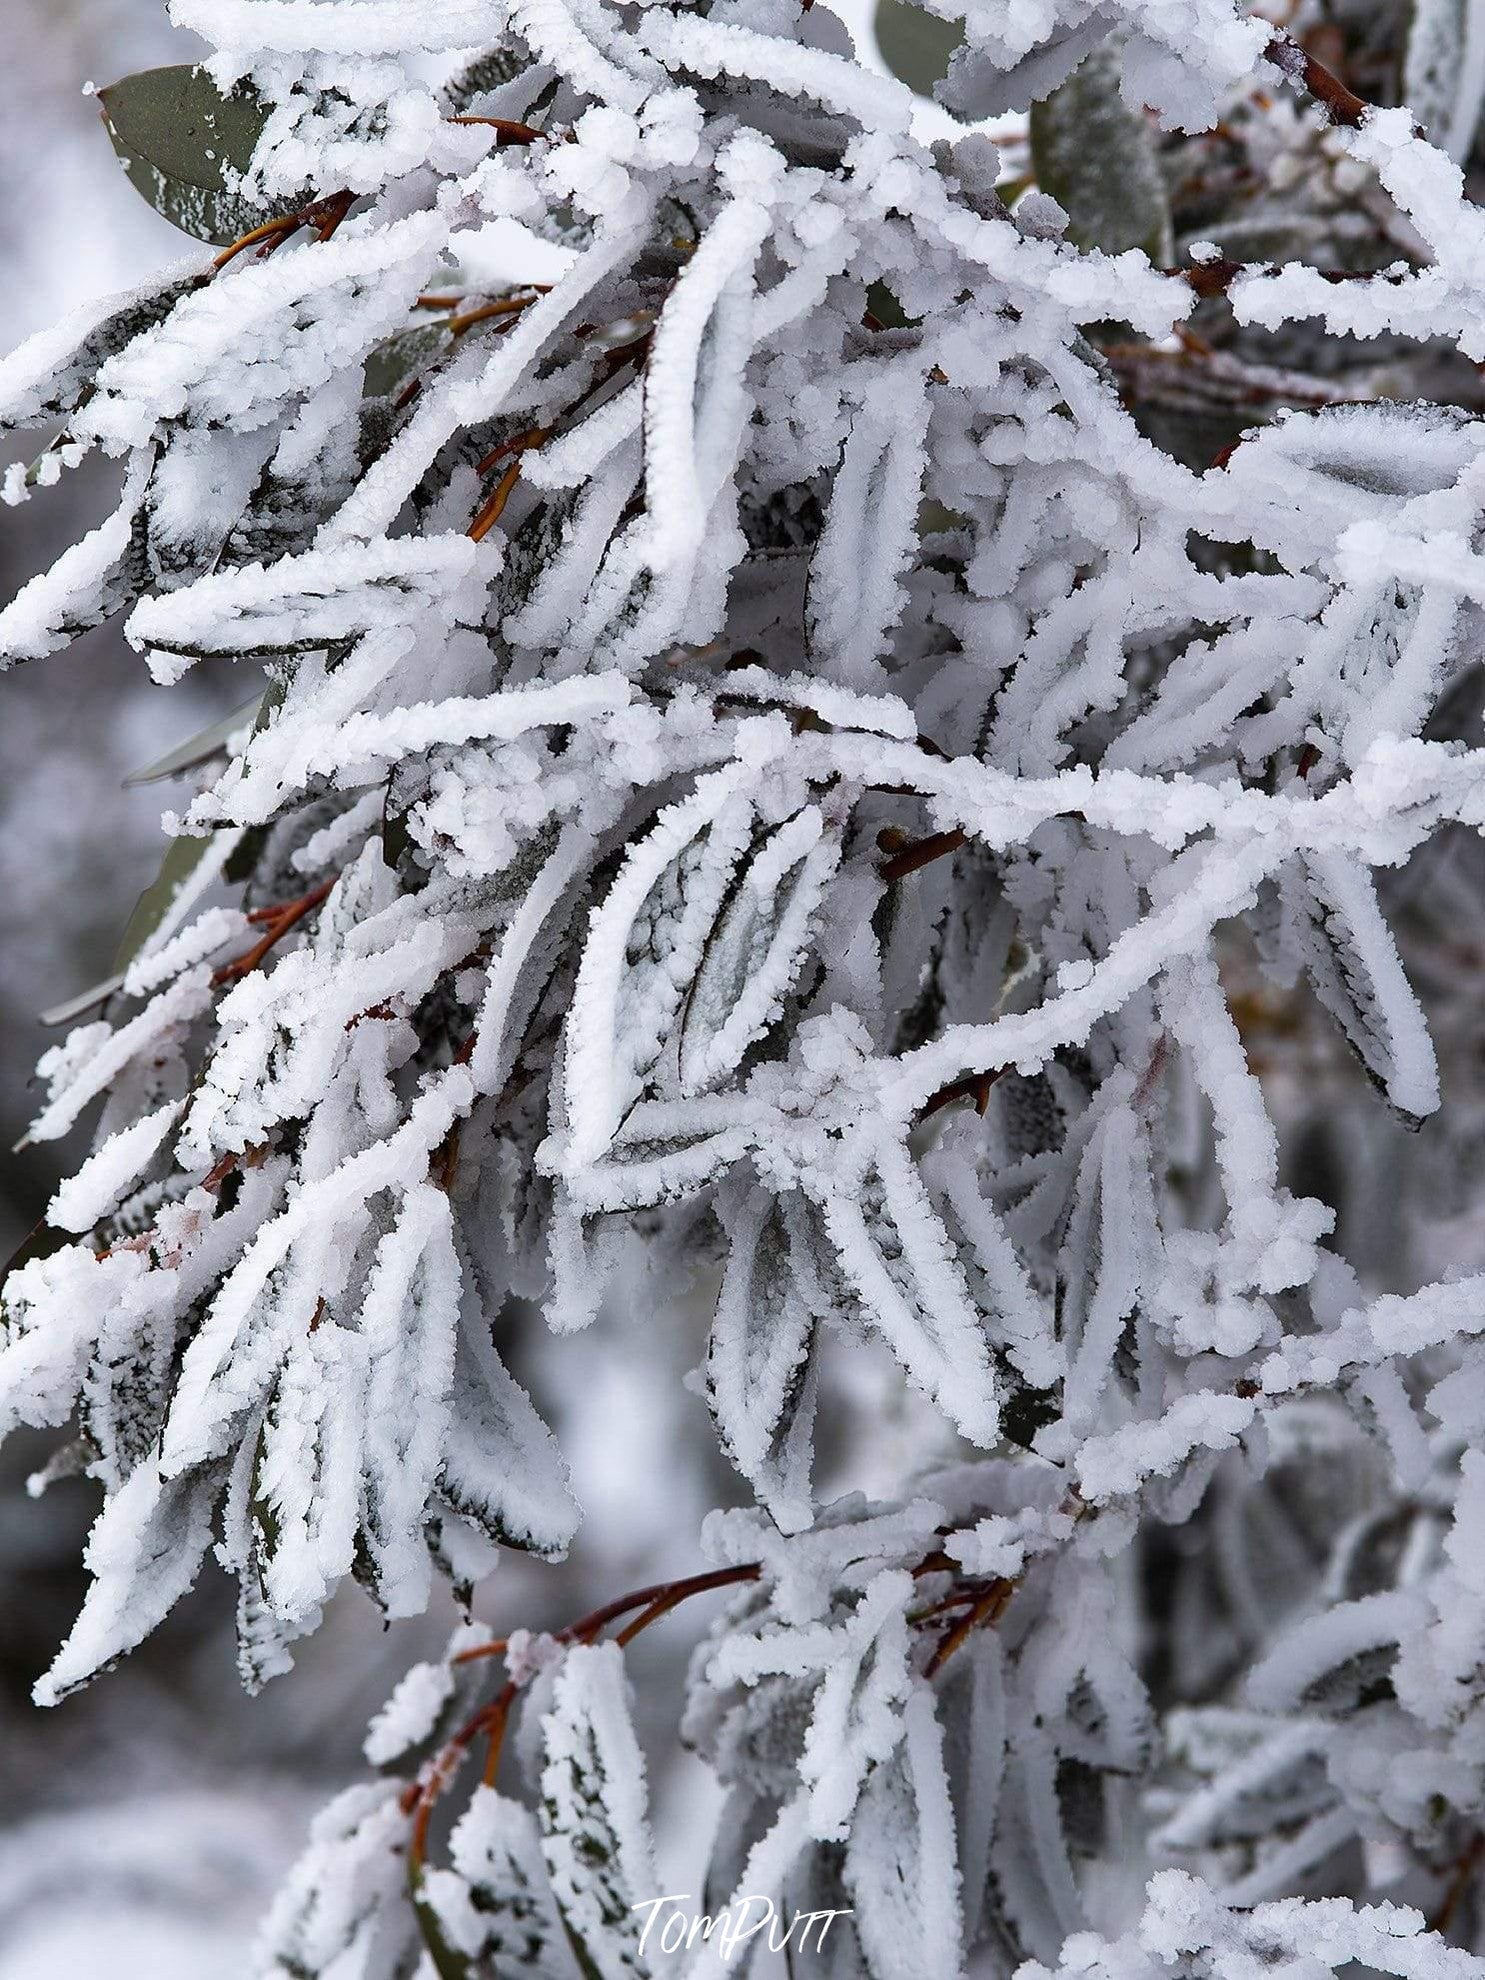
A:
[[6, 0, 1485, 1973]]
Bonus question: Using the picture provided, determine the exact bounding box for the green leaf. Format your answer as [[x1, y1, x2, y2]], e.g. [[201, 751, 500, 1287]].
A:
[[864, 280, 920, 331], [416, 1790, 574, 1979], [40, 824, 235, 1030], [442, 43, 531, 113], [362, 323, 448, 402], [37, 976, 126, 1032], [918, 498, 967, 535], [410, 1865, 472, 1980], [123, 693, 264, 788], [98, 65, 287, 246], [873, 0, 965, 96], [1029, 41, 1174, 263], [113, 832, 222, 974]]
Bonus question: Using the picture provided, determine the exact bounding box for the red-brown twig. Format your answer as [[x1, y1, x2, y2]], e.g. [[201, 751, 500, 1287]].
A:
[[445, 115, 546, 145], [474, 424, 554, 478], [211, 876, 336, 988], [880, 827, 967, 884], [1185, 259, 1412, 301], [211, 190, 353, 273], [212, 212, 303, 271], [407, 1540, 1037, 1867], [448, 1563, 763, 1669], [925, 1577, 1016, 1676], [467, 458, 525, 543], [1264, 30, 1371, 130], [1432, 1834, 1485, 1936], [407, 1563, 763, 1863], [921, 1067, 1005, 1120], [446, 291, 549, 338]]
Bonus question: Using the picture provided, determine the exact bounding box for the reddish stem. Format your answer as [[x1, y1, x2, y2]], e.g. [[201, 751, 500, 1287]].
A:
[[212, 876, 336, 988], [445, 115, 545, 144], [1263, 31, 1370, 130], [881, 827, 967, 884]]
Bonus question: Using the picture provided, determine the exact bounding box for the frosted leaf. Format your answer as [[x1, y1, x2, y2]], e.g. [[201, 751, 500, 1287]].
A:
[[562, 772, 757, 1166], [819, 1138, 1002, 1447], [677, 805, 842, 1097], [363, 1657, 455, 1770], [1246, 1591, 1426, 1719], [844, 1686, 961, 1980], [808, 387, 931, 690], [706, 1182, 821, 1534], [254, 1321, 365, 1627], [1072, 1390, 1257, 1502], [937, 1636, 1006, 1950], [255, 1781, 415, 1980], [538, 1642, 659, 1979], [1028, 37, 1174, 263], [1281, 853, 1440, 1128], [1404, 0, 1485, 163], [359, 1185, 464, 1617], [35, 1452, 226, 1705], [45, 1099, 185, 1236], [439, 1248, 581, 1562], [422, 1787, 576, 1974], [0, 259, 206, 435], [0, 457, 152, 665]]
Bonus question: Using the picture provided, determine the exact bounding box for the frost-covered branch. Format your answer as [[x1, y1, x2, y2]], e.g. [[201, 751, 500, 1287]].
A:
[[6, 0, 1485, 1970]]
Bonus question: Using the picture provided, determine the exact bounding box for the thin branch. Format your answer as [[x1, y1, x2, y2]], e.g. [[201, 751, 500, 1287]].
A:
[[924, 1577, 1016, 1676], [1263, 31, 1372, 131], [920, 1067, 1005, 1120], [474, 424, 554, 477], [211, 875, 337, 988], [447, 291, 548, 338], [409, 1563, 763, 1860], [467, 457, 524, 543], [448, 1563, 763, 1668], [211, 190, 353, 273], [1432, 1833, 1485, 1937], [880, 826, 967, 884], [445, 115, 545, 145]]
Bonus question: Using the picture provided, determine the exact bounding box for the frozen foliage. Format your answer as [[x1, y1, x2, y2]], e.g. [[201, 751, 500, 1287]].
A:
[[8, 0, 1485, 1972]]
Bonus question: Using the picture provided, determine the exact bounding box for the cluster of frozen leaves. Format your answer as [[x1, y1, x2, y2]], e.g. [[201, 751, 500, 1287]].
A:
[[5, 0, 1485, 1970]]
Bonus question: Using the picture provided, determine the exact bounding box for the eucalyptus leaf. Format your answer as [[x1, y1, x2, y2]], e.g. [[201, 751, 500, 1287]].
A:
[[873, 0, 965, 98], [98, 65, 288, 246], [363, 323, 449, 402], [1029, 40, 1174, 263], [37, 974, 127, 1032], [864, 280, 920, 331], [123, 693, 264, 787], [113, 831, 225, 974]]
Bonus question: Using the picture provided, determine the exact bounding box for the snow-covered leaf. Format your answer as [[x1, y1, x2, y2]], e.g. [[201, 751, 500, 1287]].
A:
[[707, 1184, 821, 1532], [1283, 852, 1440, 1127], [873, 0, 965, 99], [843, 1688, 961, 1980], [99, 66, 283, 246], [539, 1643, 658, 1980], [1029, 39, 1174, 262], [420, 1788, 576, 1977], [36, 1453, 226, 1705]]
